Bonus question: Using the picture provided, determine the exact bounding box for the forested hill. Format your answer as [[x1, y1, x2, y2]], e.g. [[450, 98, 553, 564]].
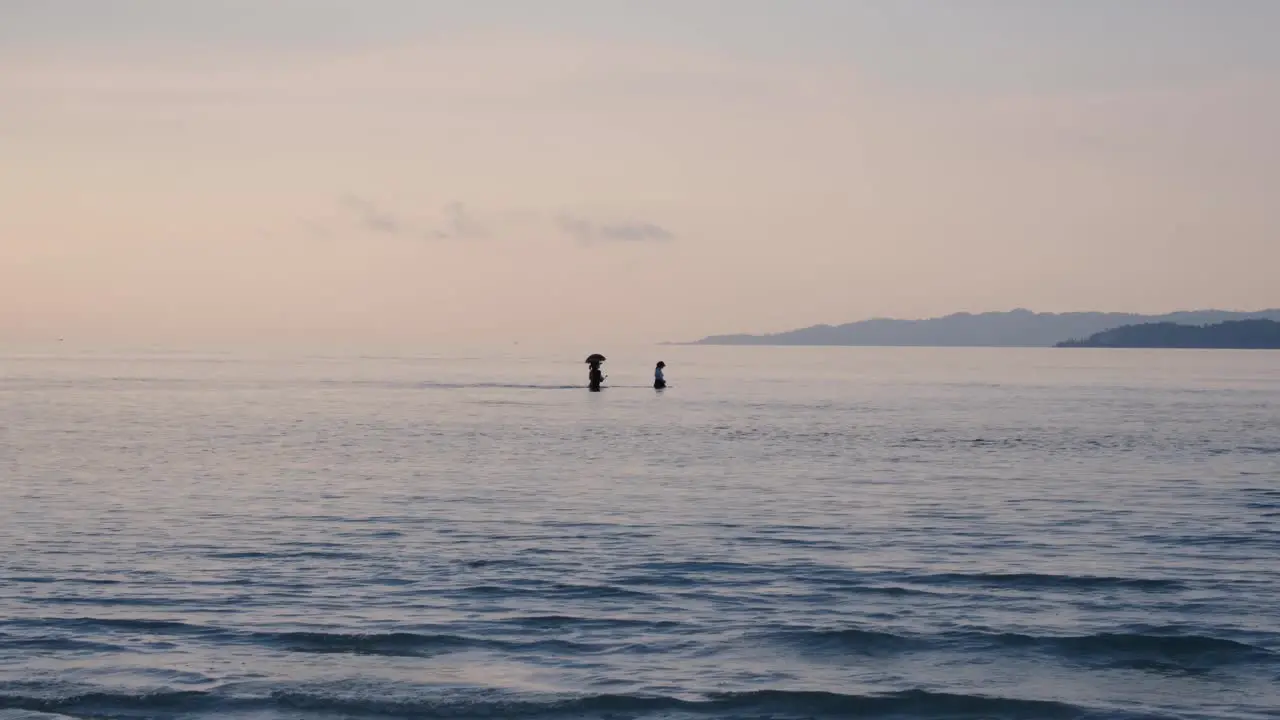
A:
[[1056, 319, 1280, 349]]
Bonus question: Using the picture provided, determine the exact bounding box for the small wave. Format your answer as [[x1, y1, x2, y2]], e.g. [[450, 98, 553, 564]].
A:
[[699, 689, 1112, 719], [1143, 533, 1268, 547], [258, 630, 481, 656], [983, 631, 1274, 668], [0, 620, 608, 658], [255, 629, 605, 657], [493, 614, 685, 631], [0, 689, 215, 716], [0, 711, 75, 720], [0, 633, 124, 653], [30, 595, 216, 608], [4, 577, 121, 586], [453, 582, 659, 601], [763, 626, 926, 655], [0, 686, 1136, 719], [627, 559, 783, 576], [814, 581, 947, 598], [733, 534, 851, 550], [749, 625, 1273, 670], [452, 558, 522, 569], [6, 617, 216, 636], [210, 550, 369, 560], [910, 572, 1183, 592]]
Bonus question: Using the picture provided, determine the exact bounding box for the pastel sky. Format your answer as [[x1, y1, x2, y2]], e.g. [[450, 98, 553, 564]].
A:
[[4, 1, 1278, 346]]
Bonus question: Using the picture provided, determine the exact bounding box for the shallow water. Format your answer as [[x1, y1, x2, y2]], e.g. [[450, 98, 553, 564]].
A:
[[1, 347, 1277, 719]]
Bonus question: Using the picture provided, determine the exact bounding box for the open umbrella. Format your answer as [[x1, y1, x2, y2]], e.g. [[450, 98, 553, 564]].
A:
[[585, 353, 606, 364]]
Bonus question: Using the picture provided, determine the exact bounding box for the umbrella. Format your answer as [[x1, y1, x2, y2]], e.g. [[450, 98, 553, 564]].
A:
[[585, 353, 606, 364]]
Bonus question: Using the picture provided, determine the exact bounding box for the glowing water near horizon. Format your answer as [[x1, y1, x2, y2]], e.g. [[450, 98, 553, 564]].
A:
[[1, 347, 1277, 719]]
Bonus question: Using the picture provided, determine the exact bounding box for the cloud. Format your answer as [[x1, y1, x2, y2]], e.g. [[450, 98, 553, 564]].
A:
[[341, 195, 401, 235], [556, 215, 675, 244], [438, 202, 487, 240], [330, 198, 673, 246], [338, 196, 488, 240]]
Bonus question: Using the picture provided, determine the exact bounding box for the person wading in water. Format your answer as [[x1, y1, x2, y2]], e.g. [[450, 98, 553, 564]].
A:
[[653, 361, 666, 390], [585, 354, 606, 391]]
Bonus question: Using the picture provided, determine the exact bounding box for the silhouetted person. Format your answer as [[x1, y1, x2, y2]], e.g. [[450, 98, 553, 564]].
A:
[[585, 354, 606, 391], [653, 361, 666, 390]]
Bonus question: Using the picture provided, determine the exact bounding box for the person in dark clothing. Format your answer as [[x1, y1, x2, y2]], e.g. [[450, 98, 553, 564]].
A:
[[585, 354, 606, 391], [653, 361, 666, 389]]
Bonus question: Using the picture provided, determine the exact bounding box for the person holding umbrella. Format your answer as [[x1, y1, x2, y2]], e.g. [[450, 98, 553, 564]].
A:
[[585, 354, 606, 391]]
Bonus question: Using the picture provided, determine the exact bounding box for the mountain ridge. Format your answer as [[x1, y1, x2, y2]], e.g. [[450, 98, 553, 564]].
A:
[[683, 309, 1280, 347]]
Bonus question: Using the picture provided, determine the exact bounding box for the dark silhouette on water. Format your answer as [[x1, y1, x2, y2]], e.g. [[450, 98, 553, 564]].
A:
[[653, 361, 666, 390], [585, 354, 606, 391], [1057, 319, 1280, 349]]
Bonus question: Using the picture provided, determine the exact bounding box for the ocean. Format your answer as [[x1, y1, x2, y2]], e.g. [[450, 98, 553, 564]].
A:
[[1, 346, 1277, 720]]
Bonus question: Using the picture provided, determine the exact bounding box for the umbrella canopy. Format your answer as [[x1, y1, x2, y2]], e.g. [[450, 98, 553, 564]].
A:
[[585, 353, 606, 364]]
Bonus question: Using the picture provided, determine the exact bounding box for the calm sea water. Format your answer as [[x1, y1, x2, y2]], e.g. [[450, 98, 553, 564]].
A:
[[1, 347, 1277, 720]]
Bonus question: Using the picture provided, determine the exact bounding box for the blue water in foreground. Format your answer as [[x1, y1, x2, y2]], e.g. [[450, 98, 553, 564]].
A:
[[1, 347, 1278, 720]]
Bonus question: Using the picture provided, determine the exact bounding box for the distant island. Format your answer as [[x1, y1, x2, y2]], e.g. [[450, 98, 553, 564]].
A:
[[685, 309, 1280, 348], [1057, 319, 1280, 349]]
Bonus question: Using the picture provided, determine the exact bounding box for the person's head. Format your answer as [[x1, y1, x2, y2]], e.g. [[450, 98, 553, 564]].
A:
[[656, 361, 665, 368]]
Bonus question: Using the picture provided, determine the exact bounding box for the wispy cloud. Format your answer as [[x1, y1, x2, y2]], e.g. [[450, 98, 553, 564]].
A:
[[438, 202, 487, 240], [338, 196, 488, 241], [330, 197, 674, 246], [556, 215, 675, 244], [341, 195, 402, 235]]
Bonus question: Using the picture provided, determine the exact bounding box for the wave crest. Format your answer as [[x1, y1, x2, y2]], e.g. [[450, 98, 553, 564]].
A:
[[985, 631, 1273, 668], [0, 686, 1142, 720], [910, 572, 1183, 592]]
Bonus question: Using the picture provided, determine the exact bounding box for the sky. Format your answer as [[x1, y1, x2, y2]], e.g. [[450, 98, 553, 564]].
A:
[[3, 1, 1278, 347]]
